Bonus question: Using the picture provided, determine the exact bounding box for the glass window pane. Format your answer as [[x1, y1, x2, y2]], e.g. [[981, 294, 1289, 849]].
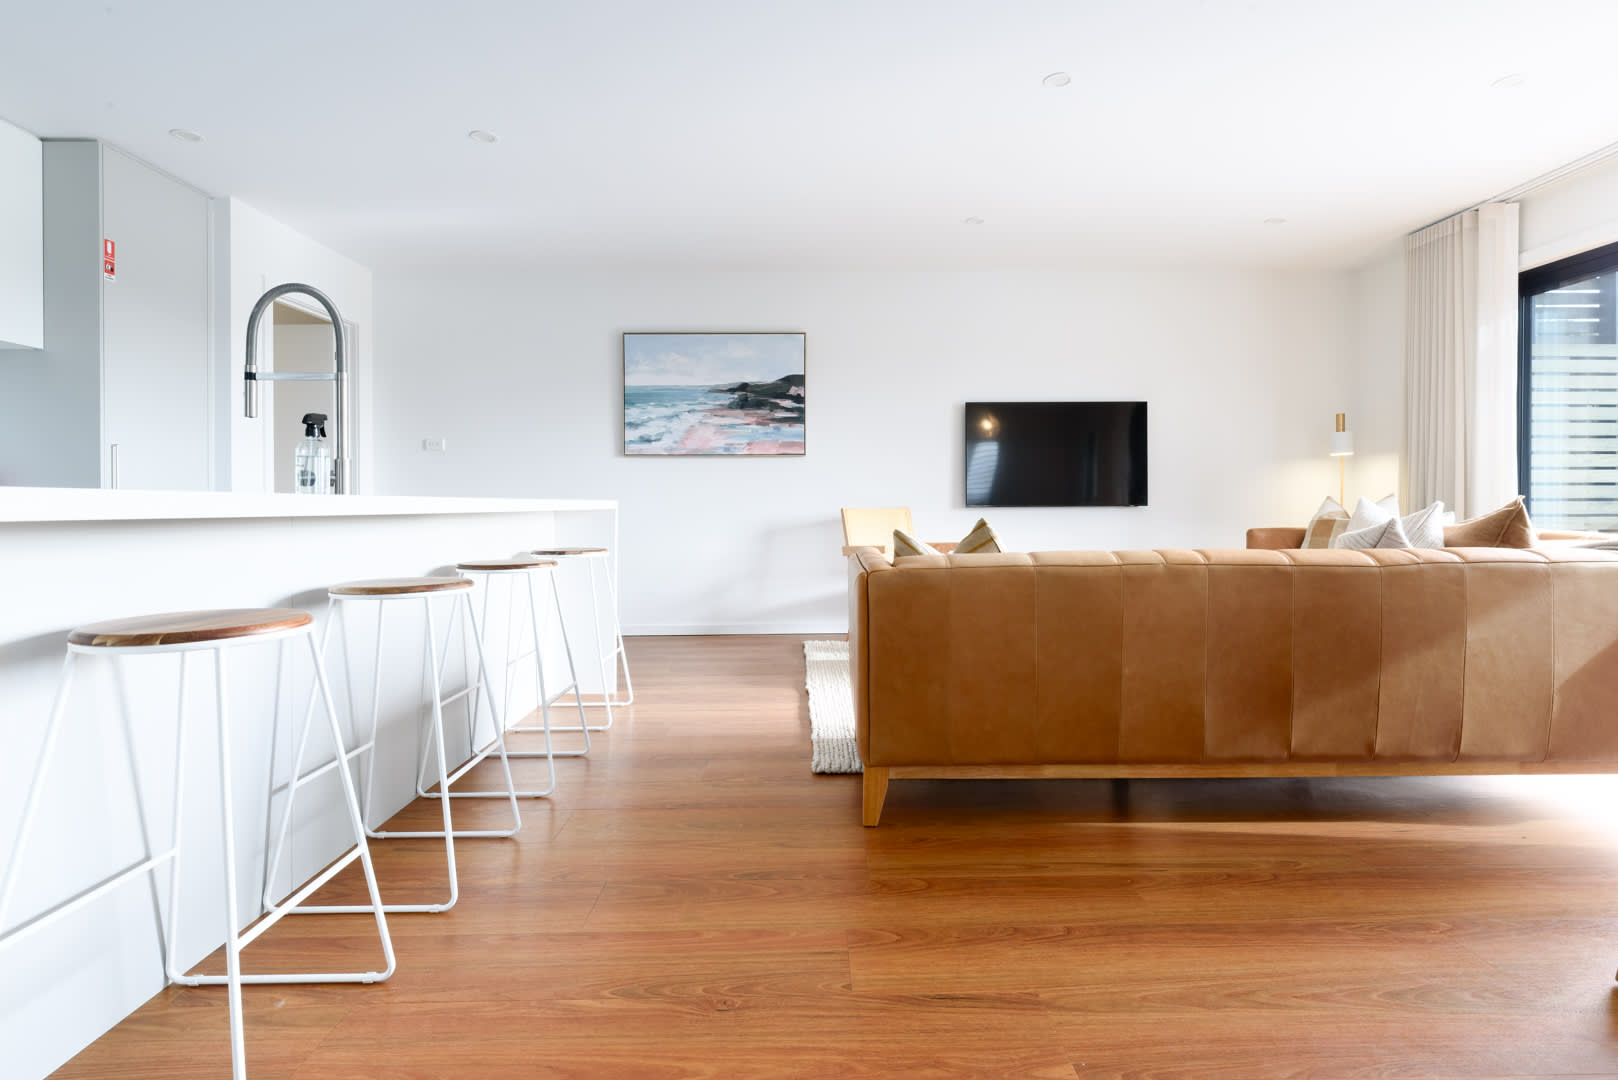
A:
[[1525, 271, 1618, 530]]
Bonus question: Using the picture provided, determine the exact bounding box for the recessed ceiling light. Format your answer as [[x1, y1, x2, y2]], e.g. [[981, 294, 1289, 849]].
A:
[[963, 216, 985, 225], [1263, 217, 1288, 225], [467, 129, 499, 144], [1491, 73, 1527, 89], [1042, 72, 1072, 88], [168, 128, 204, 143]]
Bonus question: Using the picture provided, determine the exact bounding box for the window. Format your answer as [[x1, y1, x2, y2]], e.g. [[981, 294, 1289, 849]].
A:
[[1519, 240, 1618, 530]]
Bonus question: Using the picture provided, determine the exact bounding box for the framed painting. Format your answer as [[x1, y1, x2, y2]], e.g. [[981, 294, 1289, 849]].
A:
[[623, 332, 806, 456]]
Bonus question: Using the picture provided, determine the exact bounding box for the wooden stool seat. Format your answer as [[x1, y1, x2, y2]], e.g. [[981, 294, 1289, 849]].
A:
[[328, 576, 474, 596], [530, 547, 607, 556], [456, 556, 558, 572], [68, 608, 313, 648]]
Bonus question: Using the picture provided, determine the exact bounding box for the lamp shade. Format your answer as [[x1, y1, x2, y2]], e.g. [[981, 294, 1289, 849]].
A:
[[1329, 412, 1354, 457]]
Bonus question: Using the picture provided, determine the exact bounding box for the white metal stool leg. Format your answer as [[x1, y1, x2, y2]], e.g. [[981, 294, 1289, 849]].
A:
[[3, 618, 396, 1080], [601, 553, 634, 708], [486, 563, 591, 762], [0, 652, 87, 941], [267, 585, 522, 918], [210, 647, 248, 1079], [410, 586, 543, 799], [264, 596, 458, 914], [168, 629, 397, 979], [388, 590, 524, 830], [548, 550, 632, 723], [421, 562, 572, 801], [581, 558, 614, 729]]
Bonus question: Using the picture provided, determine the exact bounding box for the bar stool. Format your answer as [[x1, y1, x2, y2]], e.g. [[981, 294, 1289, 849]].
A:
[[529, 547, 633, 730], [439, 556, 588, 800], [0, 608, 395, 1080], [263, 576, 519, 920]]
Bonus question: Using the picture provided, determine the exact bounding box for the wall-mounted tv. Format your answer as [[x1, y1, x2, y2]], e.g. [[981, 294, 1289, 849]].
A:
[[964, 401, 1148, 508]]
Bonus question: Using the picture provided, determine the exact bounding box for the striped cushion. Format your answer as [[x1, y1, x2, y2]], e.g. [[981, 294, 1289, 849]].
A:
[[1335, 516, 1411, 550], [956, 517, 1002, 554], [892, 529, 939, 557], [1400, 500, 1446, 548], [1302, 497, 1349, 549]]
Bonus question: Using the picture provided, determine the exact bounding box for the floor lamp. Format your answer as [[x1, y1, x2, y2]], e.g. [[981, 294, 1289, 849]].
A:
[[1329, 412, 1354, 506]]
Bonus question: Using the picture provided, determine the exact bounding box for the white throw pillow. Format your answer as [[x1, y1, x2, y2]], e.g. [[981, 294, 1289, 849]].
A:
[[1333, 495, 1400, 547], [1344, 494, 1400, 531], [1400, 500, 1446, 548], [1335, 516, 1412, 550]]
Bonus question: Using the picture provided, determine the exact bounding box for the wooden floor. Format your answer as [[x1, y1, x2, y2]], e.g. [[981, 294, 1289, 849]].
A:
[[51, 635, 1618, 1079]]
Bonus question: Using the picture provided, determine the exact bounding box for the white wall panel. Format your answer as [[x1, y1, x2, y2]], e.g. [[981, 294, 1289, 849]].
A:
[[374, 267, 1354, 634]]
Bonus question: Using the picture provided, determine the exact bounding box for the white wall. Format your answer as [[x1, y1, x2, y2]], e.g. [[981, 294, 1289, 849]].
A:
[[219, 199, 374, 494], [1520, 153, 1618, 270], [1347, 245, 1405, 504], [374, 268, 1355, 634]]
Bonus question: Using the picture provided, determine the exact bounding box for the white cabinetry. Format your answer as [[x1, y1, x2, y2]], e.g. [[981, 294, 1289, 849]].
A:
[[0, 117, 43, 350], [100, 146, 211, 490], [0, 140, 211, 489]]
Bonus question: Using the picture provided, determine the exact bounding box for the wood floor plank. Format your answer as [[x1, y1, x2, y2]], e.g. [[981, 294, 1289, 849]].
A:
[[1050, 1010, 1618, 1080], [44, 635, 1618, 1079], [288, 994, 1079, 1080]]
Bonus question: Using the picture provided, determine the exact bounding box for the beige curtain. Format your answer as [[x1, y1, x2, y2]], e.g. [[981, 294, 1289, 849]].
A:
[[1404, 203, 1519, 519]]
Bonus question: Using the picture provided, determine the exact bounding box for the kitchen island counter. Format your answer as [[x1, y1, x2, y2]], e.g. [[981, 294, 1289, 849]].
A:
[[0, 487, 619, 1080], [0, 485, 615, 522]]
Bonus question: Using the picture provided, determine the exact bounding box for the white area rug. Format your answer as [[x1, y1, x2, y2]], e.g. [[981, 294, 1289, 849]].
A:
[[804, 640, 862, 774]]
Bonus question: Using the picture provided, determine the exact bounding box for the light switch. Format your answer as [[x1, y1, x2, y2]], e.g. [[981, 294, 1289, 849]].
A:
[[422, 437, 447, 452]]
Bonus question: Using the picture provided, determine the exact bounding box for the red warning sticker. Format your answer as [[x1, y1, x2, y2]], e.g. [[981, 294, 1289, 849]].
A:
[[104, 238, 116, 282]]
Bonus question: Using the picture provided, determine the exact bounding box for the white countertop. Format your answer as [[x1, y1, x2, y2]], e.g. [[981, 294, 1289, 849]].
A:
[[0, 487, 617, 523]]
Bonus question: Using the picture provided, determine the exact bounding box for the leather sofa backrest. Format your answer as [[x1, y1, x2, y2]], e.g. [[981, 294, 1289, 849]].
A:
[[849, 547, 1618, 769]]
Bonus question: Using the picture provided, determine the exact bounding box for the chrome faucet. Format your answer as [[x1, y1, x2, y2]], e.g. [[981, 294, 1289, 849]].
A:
[[243, 283, 350, 493]]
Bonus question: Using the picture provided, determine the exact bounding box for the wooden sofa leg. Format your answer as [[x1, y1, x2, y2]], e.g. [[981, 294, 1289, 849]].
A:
[[862, 767, 890, 827]]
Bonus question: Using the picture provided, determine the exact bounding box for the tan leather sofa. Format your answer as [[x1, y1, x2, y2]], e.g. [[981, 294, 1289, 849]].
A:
[[848, 544, 1618, 825]]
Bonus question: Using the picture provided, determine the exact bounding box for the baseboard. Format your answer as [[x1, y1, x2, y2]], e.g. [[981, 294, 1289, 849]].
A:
[[624, 622, 846, 636]]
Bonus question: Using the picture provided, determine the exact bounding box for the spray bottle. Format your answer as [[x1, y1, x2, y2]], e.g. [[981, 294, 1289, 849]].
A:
[[295, 413, 331, 495]]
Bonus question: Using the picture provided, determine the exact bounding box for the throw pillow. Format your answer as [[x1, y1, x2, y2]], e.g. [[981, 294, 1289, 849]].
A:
[[1333, 494, 1442, 550], [1302, 497, 1349, 548], [1400, 500, 1446, 548], [1341, 494, 1401, 535], [955, 517, 1002, 554], [891, 528, 939, 557], [1335, 516, 1412, 550], [1443, 496, 1537, 548]]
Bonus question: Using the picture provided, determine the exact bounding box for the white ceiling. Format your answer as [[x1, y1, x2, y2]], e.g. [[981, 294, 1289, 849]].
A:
[[4, 0, 1618, 271]]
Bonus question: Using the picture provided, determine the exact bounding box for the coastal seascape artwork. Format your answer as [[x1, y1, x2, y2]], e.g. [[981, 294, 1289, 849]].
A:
[[623, 332, 806, 456]]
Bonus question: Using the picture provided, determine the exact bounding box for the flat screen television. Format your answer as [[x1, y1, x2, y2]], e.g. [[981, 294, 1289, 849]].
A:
[[964, 401, 1147, 508]]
